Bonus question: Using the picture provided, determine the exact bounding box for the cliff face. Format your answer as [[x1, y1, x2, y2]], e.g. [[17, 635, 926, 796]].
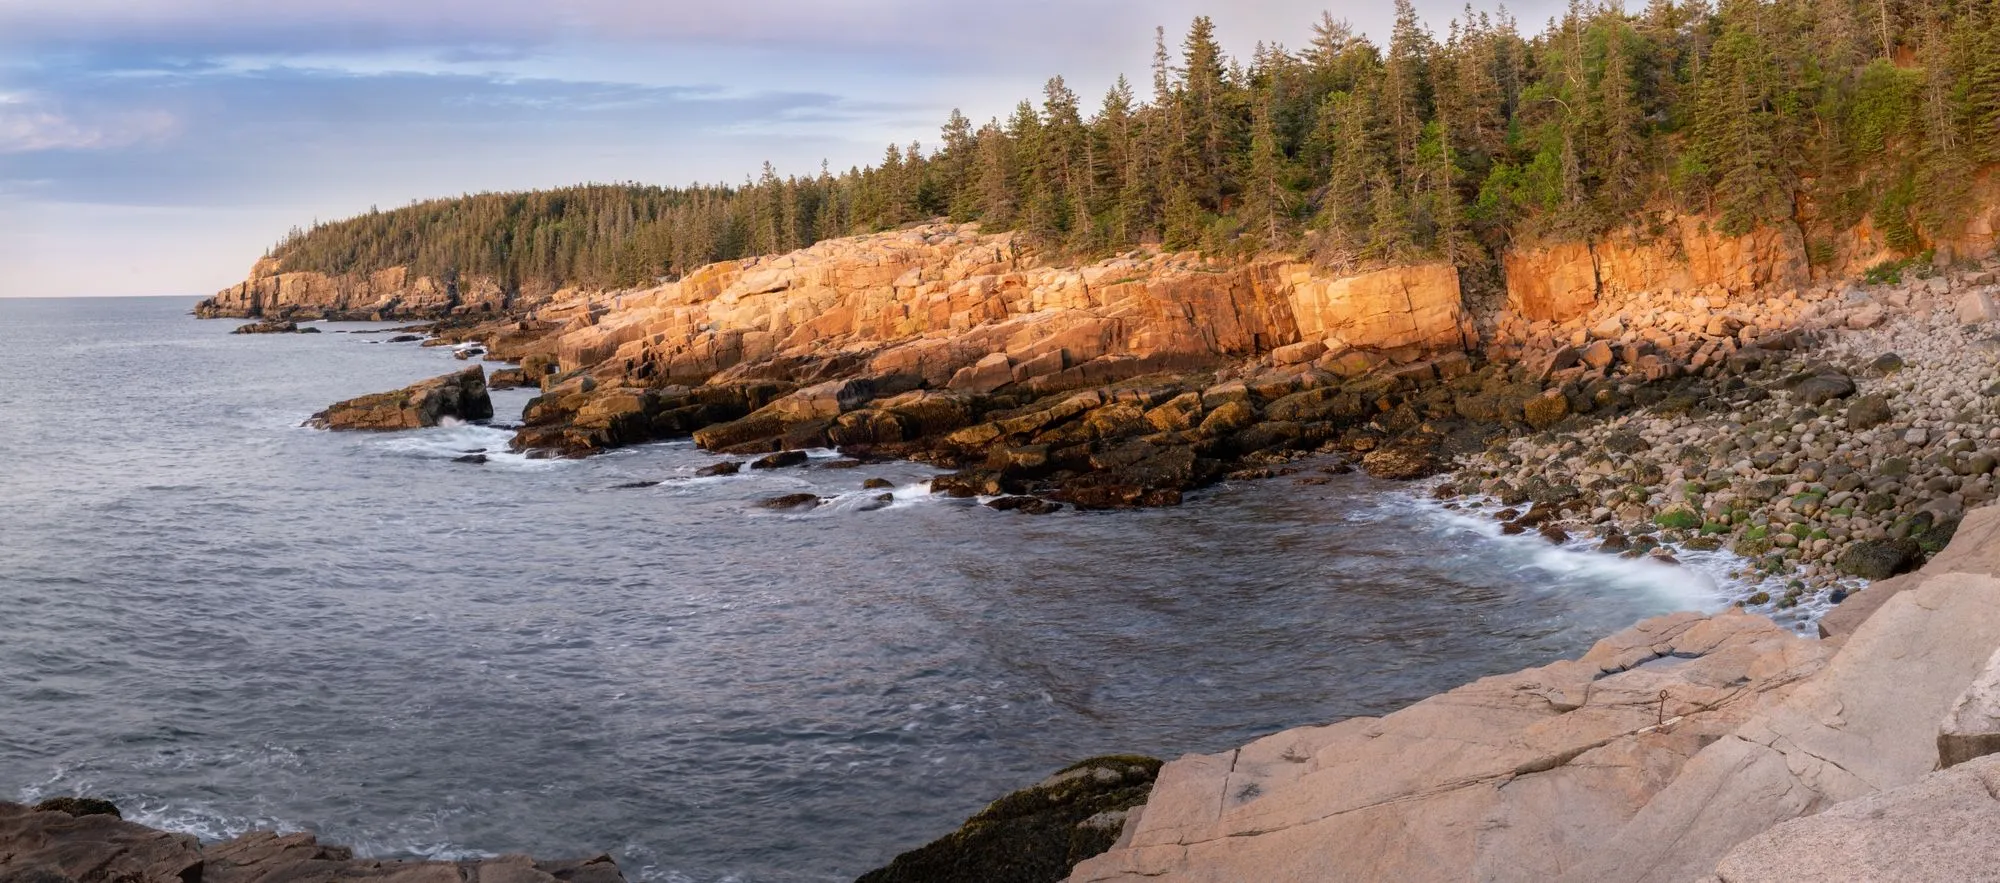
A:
[[547, 224, 1468, 392], [1070, 503, 2000, 882], [1502, 165, 2000, 325], [194, 257, 559, 321]]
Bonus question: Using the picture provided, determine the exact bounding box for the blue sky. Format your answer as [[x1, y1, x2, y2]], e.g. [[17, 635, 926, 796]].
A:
[[0, 0, 1562, 298]]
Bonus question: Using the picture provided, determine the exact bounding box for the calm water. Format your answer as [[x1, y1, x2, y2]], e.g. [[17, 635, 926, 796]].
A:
[[0, 297, 1731, 882]]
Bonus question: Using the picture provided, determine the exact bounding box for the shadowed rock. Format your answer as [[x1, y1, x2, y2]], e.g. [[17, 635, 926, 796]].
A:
[[307, 367, 493, 431], [858, 756, 1161, 883], [0, 801, 626, 883]]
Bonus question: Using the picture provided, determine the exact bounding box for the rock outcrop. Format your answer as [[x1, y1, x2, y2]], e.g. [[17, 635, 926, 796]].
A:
[[231, 319, 317, 335], [307, 366, 493, 430], [196, 257, 569, 321], [0, 800, 625, 883], [858, 756, 1161, 883], [1071, 502, 2000, 882]]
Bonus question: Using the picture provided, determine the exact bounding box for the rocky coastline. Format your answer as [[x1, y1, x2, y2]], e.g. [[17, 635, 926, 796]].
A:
[[0, 798, 625, 883], [265, 208, 2000, 604], [217, 190, 2000, 880]]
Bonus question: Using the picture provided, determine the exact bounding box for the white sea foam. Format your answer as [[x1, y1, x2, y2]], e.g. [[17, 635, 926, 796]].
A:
[[1406, 487, 1838, 632], [371, 424, 566, 469]]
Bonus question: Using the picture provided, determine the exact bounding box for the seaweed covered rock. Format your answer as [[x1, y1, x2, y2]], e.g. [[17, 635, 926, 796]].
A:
[[856, 755, 1160, 883], [1837, 537, 1925, 580], [29, 798, 121, 819], [307, 366, 493, 430]]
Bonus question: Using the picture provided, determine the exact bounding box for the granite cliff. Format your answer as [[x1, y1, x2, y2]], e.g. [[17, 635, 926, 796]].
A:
[[1066, 501, 2000, 881]]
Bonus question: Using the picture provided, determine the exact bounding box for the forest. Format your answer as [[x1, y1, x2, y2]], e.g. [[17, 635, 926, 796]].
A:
[[267, 0, 2000, 292]]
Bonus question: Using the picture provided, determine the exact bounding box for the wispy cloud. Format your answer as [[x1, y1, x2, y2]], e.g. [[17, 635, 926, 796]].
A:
[[0, 92, 179, 153]]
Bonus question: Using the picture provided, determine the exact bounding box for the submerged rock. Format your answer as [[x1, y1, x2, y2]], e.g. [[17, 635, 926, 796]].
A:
[[756, 493, 821, 510], [857, 755, 1160, 883], [307, 366, 493, 431], [751, 450, 810, 470]]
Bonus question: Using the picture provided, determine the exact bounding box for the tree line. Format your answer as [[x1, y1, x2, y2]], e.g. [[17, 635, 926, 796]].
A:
[[270, 0, 2000, 292]]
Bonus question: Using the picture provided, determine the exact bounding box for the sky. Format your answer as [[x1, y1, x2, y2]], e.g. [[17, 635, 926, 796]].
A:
[[0, 0, 1563, 298]]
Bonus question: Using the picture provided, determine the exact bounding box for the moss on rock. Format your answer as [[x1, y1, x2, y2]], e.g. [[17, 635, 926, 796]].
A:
[[856, 755, 1162, 883], [33, 797, 121, 818]]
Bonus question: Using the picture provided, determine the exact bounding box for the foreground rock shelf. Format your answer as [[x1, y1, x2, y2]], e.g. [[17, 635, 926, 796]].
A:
[[1064, 503, 2000, 882], [0, 799, 625, 883]]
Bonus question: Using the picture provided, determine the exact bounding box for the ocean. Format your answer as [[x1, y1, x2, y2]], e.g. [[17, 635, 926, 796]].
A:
[[0, 296, 1736, 881]]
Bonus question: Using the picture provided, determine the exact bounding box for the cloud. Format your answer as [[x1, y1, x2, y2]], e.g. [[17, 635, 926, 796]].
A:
[[0, 92, 179, 153]]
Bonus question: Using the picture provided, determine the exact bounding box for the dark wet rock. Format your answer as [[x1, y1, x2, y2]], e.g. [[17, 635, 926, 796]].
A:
[[862, 478, 896, 490], [1837, 538, 1925, 580], [1598, 532, 1631, 553], [756, 493, 822, 510], [1501, 522, 1528, 535], [751, 450, 810, 470], [453, 454, 489, 465], [1538, 524, 1570, 544], [387, 334, 423, 343], [30, 798, 120, 819], [696, 462, 741, 477], [1846, 394, 1894, 430], [987, 496, 1063, 515], [308, 366, 493, 431], [856, 755, 1161, 883], [232, 320, 301, 334], [933, 471, 1004, 499], [821, 459, 867, 469], [1523, 390, 1570, 430], [1868, 353, 1905, 375], [1604, 432, 1648, 454], [1785, 370, 1856, 405], [611, 480, 659, 489], [0, 800, 626, 883]]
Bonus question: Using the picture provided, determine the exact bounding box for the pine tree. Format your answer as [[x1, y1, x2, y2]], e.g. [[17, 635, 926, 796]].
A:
[[1242, 96, 1294, 248]]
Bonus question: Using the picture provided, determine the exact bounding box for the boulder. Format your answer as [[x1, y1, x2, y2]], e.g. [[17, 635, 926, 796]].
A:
[[1956, 289, 1997, 325], [750, 450, 809, 470], [1786, 370, 1855, 405], [1846, 394, 1894, 430], [1523, 389, 1570, 430], [1580, 339, 1614, 370], [307, 366, 493, 430], [232, 319, 301, 334], [1837, 537, 1924, 580], [756, 493, 821, 510], [1846, 303, 1886, 329]]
